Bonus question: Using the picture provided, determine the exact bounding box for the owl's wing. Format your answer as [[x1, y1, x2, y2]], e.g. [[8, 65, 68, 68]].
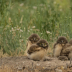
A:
[[26, 41, 31, 47], [53, 43, 57, 48], [26, 41, 28, 48], [53, 43, 57, 55], [62, 46, 72, 54], [28, 46, 41, 54], [53, 43, 56, 54], [53, 44, 62, 57], [26, 41, 32, 49]]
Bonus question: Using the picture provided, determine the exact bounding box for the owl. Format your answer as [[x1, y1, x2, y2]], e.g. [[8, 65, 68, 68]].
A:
[[68, 39, 72, 60], [27, 39, 48, 61], [69, 39, 72, 45], [53, 36, 68, 57], [61, 39, 72, 60], [24, 33, 40, 56]]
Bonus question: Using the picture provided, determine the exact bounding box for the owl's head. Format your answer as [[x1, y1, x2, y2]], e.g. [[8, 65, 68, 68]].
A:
[[28, 33, 40, 43], [57, 36, 68, 46], [69, 39, 72, 45], [37, 39, 48, 49]]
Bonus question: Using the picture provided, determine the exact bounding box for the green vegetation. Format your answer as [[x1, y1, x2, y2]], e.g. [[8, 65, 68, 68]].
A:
[[0, 0, 72, 56]]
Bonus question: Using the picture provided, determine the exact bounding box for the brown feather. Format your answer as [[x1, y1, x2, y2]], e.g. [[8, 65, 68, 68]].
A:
[[27, 44, 41, 54], [69, 39, 72, 45], [28, 33, 40, 43], [53, 36, 68, 57], [25, 34, 40, 56], [27, 39, 48, 61]]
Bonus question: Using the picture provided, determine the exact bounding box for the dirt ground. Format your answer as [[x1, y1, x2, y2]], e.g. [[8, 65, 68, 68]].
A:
[[0, 56, 72, 72]]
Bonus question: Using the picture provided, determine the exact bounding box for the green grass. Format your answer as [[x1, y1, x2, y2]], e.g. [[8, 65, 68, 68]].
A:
[[0, 0, 72, 56]]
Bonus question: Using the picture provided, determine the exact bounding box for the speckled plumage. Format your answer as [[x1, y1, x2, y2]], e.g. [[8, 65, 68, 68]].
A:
[[69, 39, 72, 45], [24, 33, 40, 56], [61, 39, 72, 60], [53, 36, 68, 57], [27, 39, 48, 61]]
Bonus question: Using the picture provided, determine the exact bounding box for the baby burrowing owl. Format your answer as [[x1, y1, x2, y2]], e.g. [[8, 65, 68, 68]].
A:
[[25, 33, 40, 56], [60, 39, 72, 60], [53, 36, 68, 57], [68, 39, 72, 60], [27, 39, 48, 61], [69, 39, 72, 45]]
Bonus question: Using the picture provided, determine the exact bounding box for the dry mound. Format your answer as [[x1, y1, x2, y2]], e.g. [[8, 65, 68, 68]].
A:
[[0, 56, 72, 72]]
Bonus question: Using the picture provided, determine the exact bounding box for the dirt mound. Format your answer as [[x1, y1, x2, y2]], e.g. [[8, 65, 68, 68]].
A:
[[0, 56, 72, 72]]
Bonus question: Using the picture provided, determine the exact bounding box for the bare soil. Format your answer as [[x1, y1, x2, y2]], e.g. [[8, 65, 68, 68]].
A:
[[0, 56, 72, 72]]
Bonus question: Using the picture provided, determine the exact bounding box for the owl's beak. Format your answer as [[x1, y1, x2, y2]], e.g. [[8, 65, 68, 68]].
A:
[[42, 43, 45, 47], [45, 44, 47, 47], [62, 44, 65, 46], [62, 40, 63, 43], [34, 38, 35, 40]]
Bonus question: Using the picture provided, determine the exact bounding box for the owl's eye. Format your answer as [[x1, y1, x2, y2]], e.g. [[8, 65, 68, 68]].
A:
[[31, 38, 33, 40], [45, 43, 47, 46], [40, 43, 42, 46], [36, 38, 38, 41], [44, 43, 47, 46]]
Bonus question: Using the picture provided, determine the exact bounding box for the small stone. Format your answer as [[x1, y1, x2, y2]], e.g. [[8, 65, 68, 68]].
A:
[[36, 64, 40, 66], [18, 67, 22, 71], [55, 69, 62, 72]]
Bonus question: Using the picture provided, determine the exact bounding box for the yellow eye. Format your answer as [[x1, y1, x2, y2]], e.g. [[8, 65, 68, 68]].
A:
[[44, 43, 47, 46]]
